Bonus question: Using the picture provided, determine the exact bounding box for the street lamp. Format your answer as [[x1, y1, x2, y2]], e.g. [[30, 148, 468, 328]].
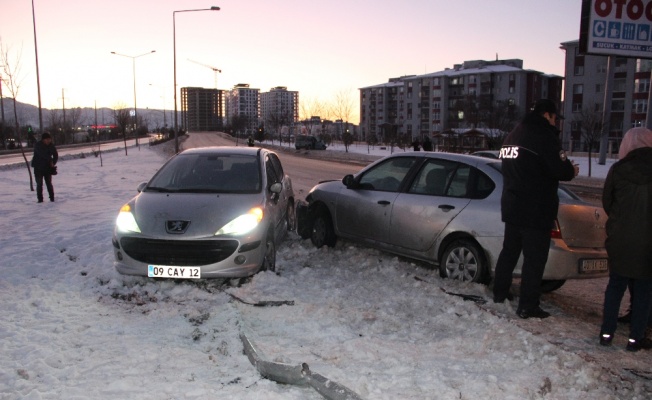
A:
[[111, 50, 156, 148], [173, 6, 220, 153], [149, 84, 167, 128]]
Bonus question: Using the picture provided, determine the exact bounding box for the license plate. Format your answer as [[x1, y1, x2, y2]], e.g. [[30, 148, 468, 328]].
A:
[[148, 265, 201, 279], [579, 259, 608, 273]]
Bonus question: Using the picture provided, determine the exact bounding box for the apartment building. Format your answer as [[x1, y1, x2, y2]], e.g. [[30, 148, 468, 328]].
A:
[[180, 87, 224, 132], [225, 83, 260, 135], [260, 86, 299, 135], [359, 59, 562, 144], [560, 40, 651, 151]]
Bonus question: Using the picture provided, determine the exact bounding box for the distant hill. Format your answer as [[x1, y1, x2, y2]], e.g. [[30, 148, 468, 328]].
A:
[[0, 98, 172, 130]]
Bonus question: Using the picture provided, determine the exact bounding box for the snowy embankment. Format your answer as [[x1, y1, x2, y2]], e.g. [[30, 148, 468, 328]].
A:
[[0, 145, 649, 399]]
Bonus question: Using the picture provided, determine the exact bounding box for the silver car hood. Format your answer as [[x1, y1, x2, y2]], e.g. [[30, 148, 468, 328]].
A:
[[132, 192, 264, 238]]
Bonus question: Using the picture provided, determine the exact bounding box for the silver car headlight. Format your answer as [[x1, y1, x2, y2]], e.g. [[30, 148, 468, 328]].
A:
[[216, 207, 263, 236], [116, 204, 141, 233]]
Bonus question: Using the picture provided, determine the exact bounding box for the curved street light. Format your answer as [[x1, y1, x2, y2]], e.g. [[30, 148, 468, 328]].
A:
[[111, 50, 156, 148], [173, 6, 220, 153]]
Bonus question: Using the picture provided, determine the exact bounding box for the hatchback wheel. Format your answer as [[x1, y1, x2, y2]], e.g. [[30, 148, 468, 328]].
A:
[[261, 232, 276, 273], [440, 239, 486, 283], [310, 210, 336, 248]]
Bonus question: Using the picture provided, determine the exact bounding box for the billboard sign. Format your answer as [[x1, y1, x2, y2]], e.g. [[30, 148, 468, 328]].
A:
[[580, 0, 652, 58]]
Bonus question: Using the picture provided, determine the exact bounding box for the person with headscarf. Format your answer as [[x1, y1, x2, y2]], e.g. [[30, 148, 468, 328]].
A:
[[599, 126, 652, 351]]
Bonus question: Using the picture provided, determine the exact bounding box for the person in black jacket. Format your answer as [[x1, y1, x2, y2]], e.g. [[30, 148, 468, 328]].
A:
[[492, 99, 578, 319], [31, 132, 58, 203], [599, 127, 652, 351]]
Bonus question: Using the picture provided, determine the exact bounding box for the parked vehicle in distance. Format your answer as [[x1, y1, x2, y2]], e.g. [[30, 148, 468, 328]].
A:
[[295, 135, 327, 150], [297, 151, 608, 292], [112, 146, 295, 279]]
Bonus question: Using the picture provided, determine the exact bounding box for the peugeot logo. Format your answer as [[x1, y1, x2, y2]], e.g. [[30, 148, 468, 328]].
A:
[[166, 220, 190, 234]]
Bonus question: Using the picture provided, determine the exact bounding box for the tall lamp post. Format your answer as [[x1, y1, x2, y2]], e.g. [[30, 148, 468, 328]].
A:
[[173, 6, 220, 153], [111, 50, 156, 148]]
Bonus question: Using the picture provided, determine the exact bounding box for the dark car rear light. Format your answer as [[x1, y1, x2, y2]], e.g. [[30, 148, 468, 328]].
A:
[[550, 220, 562, 239]]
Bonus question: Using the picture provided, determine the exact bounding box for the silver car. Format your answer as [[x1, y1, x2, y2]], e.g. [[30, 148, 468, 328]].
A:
[[112, 146, 295, 279], [297, 152, 608, 291]]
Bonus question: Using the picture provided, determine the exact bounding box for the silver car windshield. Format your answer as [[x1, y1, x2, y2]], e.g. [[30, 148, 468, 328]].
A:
[[146, 153, 261, 194]]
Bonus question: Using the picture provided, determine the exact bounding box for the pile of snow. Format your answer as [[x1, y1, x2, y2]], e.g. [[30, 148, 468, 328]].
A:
[[1, 146, 650, 399]]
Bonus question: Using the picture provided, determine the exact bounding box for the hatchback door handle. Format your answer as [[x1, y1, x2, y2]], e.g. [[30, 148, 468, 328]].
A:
[[438, 204, 455, 211], [378, 200, 391, 205]]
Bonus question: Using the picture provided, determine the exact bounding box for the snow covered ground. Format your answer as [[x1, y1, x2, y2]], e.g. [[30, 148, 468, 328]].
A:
[[1, 143, 650, 400]]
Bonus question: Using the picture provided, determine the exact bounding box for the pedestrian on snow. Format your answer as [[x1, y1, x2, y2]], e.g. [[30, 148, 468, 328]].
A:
[[31, 132, 58, 203], [412, 139, 421, 151], [422, 136, 433, 151], [599, 126, 652, 351], [492, 99, 578, 319]]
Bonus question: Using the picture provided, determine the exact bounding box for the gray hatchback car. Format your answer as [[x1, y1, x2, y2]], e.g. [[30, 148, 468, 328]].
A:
[[112, 146, 295, 279], [297, 151, 608, 291]]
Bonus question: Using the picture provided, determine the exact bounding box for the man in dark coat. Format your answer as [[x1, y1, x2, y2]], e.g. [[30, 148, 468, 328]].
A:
[[599, 127, 652, 351], [492, 99, 578, 319], [31, 132, 58, 203]]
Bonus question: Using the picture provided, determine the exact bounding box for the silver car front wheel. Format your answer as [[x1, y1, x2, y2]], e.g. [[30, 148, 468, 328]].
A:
[[261, 232, 276, 273], [440, 240, 486, 283]]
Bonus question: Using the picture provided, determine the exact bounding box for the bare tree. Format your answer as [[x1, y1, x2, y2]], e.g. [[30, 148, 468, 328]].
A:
[[67, 107, 85, 142], [573, 104, 606, 177], [331, 89, 355, 152], [1, 38, 34, 190], [299, 97, 326, 136], [113, 103, 131, 155]]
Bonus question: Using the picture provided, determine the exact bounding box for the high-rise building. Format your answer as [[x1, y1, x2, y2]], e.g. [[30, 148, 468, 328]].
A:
[[180, 87, 224, 132], [359, 59, 562, 143], [560, 40, 649, 152], [225, 84, 260, 135], [260, 86, 299, 136]]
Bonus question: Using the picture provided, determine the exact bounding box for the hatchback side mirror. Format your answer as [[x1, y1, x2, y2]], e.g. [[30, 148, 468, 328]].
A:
[[342, 174, 357, 189], [269, 182, 283, 194], [137, 182, 148, 192]]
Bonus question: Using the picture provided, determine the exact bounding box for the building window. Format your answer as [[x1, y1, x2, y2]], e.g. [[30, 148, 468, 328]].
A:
[[573, 102, 582, 112], [615, 57, 628, 67], [635, 78, 650, 93], [433, 77, 440, 86], [637, 59, 652, 73], [468, 75, 476, 84], [594, 103, 602, 112], [613, 78, 627, 92], [573, 84, 583, 94], [574, 65, 584, 75], [633, 99, 648, 113], [596, 84, 602, 93], [597, 64, 607, 73], [611, 99, 625, 111]]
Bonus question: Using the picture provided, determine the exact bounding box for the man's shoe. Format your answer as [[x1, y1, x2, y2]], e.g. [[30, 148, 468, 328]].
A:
[[50, 197, 55, 202], [626, 337, 652, 352], [493, 292, 514, 303], [37, 199, 43, 203], [599, 332, 613, 346], [517, 307, 550, 319]]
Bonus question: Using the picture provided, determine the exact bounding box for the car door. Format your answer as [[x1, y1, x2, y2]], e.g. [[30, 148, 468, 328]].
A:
[[265, 154, 286, 235], [335, 156, 418, 243], [389, 159, 472, 252]]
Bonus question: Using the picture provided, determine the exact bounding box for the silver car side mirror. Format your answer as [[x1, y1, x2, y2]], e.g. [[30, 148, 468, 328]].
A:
[[137, 182, 148, 192], [270, 182, 283, 194]]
